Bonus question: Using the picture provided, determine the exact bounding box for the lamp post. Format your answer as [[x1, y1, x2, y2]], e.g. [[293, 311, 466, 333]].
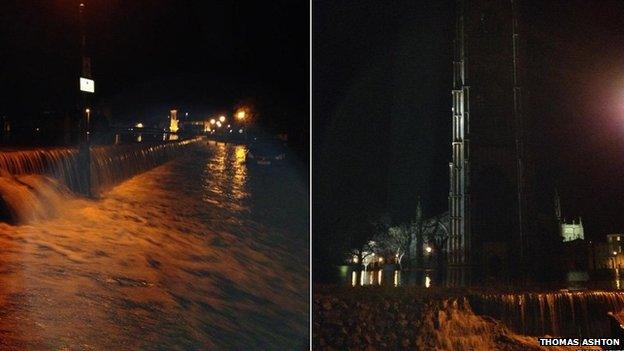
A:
[[236, 108, 249, 141], [78, 2, 93, 197]]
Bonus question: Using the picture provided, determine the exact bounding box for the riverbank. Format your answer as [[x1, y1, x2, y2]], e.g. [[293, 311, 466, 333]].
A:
[[313, 286, 603, 350]]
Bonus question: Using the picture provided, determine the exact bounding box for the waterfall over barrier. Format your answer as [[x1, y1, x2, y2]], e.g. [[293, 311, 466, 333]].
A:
[[468, 291, 624, 338], [0, 138, 202, 223], [0, 148, 84, 191], [90, 138, 200, 191]]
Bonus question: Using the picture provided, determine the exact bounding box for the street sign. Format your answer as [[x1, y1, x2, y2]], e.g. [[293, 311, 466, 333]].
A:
[[79, 77, 95, 93]]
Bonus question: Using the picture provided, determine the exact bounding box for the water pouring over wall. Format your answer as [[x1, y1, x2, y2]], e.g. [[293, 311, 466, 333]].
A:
[[90, 139, 200, 192], [0, 139, 202, 223], [469, 291, 624, 338]]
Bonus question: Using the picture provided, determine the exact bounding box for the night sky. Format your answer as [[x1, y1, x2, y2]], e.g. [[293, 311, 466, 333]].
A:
[[314, 0, 624, 269], [0, 0, 309, 153]]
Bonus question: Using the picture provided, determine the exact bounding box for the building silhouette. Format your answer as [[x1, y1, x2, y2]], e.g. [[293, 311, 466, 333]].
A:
[[447, 0, 538, 284]]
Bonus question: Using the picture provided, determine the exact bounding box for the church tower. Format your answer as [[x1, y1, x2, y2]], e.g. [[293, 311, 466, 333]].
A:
[[448, 0, 527, 284]]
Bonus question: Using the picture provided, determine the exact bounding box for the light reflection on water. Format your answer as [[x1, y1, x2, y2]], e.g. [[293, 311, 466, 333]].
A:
[[348, 268, 433, 288], [202, 143, 249, 213], [0, 142, 309, 349], [340, 266, 624, 291]]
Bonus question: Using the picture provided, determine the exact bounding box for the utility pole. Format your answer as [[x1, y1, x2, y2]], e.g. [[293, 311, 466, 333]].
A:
[[79, 1, 92, 197], [511, 0, 526, 285]]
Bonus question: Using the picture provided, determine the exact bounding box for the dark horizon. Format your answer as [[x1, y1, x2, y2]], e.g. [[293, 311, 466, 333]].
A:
[[0, 0, 309, 152]]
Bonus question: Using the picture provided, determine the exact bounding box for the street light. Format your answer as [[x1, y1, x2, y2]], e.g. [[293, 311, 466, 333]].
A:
[[219, 115, 226, 123], [210, 119, 216, 125], [236, 110, 246, 121], [85, 108, 91, 132]]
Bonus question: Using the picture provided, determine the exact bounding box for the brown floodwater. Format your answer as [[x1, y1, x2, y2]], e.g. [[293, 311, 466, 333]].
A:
[[0, 142, 309, 350]]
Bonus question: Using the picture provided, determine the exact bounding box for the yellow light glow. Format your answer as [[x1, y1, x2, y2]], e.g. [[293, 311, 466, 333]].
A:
[[425, 246, 432, 253], [135, 122, 144, 128], [235, 147, 246, 162], [85, 108, 90, 113], [425, 275, 431, 288], [169, 109, 179, 133], [170, 120, 179, 133], [210, 119, 216, 125], [236, 110, 246, 120], [216, 121, 222, 127], [219, 115, 226, 123]]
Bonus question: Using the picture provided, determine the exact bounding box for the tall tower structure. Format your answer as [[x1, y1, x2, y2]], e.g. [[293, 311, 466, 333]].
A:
[[169, 109, 179, 133], [448, 0, 526, 284]]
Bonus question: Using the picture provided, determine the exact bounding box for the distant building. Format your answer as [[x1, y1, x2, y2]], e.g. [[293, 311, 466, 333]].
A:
[[169, 109, 179, 133], [561, 220, 584, 242], [607, 234, 624, 254], [586, 235, 624, 271], [555, 190, 584, 242]]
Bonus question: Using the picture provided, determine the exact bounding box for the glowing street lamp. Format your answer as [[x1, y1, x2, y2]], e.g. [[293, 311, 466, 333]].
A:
[[219, 115, 226, 123], [236, 110, 246, 121], [85, 108, 91, 127], [216, 121, 222, 128], [210, 119, 216, 125], [425, 246, 433, 254], [135, 122, 144, 128]]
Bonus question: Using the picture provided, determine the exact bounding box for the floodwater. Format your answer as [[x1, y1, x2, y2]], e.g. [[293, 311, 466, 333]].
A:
[[337, 266, 624, 292], [0, 142, 309, 350]]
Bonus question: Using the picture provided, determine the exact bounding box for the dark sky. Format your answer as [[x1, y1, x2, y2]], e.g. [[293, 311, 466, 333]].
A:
[[313, 0, 624, 260], [0, 0, 308, 140]]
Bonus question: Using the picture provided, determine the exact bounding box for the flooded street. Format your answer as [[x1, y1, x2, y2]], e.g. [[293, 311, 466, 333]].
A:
[[0, 142, 309, 350]]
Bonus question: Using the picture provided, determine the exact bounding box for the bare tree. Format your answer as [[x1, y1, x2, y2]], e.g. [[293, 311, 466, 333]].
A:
[[381, 223, 411, 269], [343, 212, 389, 268], [377, 199, 448, 270]]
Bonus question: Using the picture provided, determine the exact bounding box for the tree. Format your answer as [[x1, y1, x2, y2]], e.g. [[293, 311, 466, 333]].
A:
[[377, 198, 447, 270], [341, 211, 389, 268], [381, 223, 412, 269]]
